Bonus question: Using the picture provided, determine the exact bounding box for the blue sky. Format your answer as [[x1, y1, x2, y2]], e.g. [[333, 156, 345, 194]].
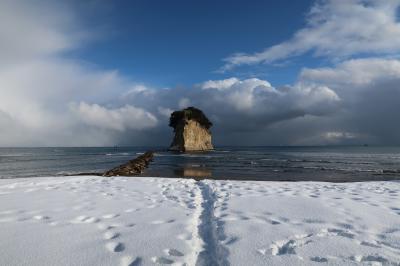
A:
[[2, 0, 400, 146], [73, 0, 314, 87]]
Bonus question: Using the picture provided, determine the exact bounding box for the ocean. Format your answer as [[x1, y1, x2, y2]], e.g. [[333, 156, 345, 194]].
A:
[[1, 146, 400, 182]]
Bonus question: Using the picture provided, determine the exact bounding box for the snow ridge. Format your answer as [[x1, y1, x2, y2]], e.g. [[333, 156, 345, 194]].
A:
[[195, 181, 229, 266]]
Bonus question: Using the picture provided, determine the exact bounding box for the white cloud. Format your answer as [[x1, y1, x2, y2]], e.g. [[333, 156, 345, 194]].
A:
[[198, 78, 339, 114], [122, 84, 155, 98], [0, 0, 88, 68], [201, 78, 241, 90], [300, 58, 400, 86], [222, 0, 400, 70], [0, 58, 161, 146], [323, 131, 357, 140], [0, 0, 159, 146], [200, 78, 275, 111], [71, 102, 157, 131]]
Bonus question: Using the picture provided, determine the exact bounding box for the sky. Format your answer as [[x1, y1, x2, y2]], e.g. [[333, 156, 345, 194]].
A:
[[1, 0, 400, 146]]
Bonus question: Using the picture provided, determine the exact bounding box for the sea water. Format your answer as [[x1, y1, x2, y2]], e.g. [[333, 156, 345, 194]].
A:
[[1, 146, 400, 181]]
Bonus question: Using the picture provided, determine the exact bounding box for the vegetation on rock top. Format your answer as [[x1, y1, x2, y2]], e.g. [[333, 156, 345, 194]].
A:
[[169, 106, 213, 129]]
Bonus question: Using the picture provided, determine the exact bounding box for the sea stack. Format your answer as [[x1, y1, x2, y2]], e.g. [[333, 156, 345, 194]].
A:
[[169, 107, 214, 152]]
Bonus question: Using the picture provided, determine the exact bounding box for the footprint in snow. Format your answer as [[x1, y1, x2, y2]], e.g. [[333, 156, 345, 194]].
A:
[[106, 242, 125, 252], [124, 208, 138, 213], [120, 256, 142, 266], [151, 219, 175, 225], [151, 257, 174, 264], [33, 215, 50, 220], [164, 248, 184, 257], [310, 256, 328, 263], [71, 215, 99, 224], [102, 213, 120, 219], [84, 217, 100, 223], [97, 223, 114, 230], [104, 231, 120, 240], [351, 254, 389, 264]]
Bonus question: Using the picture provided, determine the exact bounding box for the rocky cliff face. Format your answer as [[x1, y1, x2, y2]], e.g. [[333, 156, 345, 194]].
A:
[[169, 107, 214, 152]]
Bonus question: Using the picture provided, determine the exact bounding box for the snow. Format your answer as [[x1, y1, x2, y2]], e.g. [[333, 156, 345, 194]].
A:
[[0, 176, 399, 265], [207, 180, 400, 265]]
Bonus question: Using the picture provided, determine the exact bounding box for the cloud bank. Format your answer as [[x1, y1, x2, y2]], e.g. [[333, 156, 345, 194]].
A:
[[2, 0, 400, 146], [0, 0, 158, 146], [298, 58, 400, 145]]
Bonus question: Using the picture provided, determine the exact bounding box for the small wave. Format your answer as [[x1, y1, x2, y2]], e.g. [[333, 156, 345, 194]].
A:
[[105, 152, 130, 156], [56, 171, 79, 176], [182, 154, 212, 158], [382, 169, 400, 174], [290, 165, 394, 174], [0, 153, 29, 157], [260, 158, 288, 162], [286, 159, 375, 165]]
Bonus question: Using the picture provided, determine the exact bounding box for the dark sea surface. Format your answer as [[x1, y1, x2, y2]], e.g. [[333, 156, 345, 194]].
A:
[[1, 146, 400, 182]]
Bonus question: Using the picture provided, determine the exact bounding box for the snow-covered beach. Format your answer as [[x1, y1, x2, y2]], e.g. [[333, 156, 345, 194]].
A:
[[0, 176, 399, 265]]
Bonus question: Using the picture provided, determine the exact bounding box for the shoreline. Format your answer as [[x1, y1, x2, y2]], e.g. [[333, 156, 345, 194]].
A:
[[1, 173, 400, 183]]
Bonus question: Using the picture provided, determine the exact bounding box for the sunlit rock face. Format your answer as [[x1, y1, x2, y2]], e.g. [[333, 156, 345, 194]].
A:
[[169, 107, 214, 152]]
